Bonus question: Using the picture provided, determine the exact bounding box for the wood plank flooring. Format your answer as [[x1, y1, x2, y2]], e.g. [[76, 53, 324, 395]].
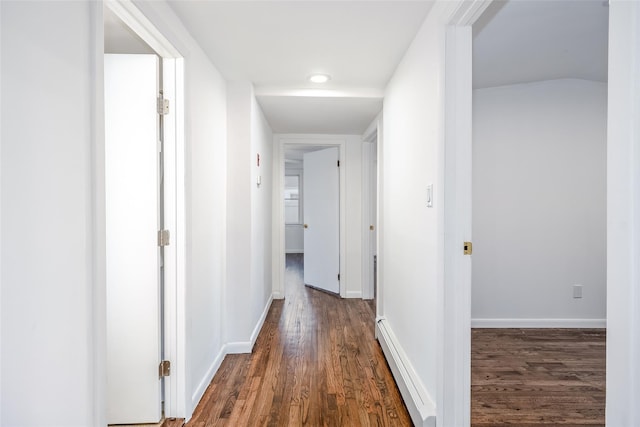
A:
[[186, 253, 412, 426], [169, 255, 607, 426], [471, 328, 606, 426]]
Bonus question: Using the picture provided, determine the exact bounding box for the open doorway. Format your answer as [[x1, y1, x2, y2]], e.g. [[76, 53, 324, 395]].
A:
[[362, 120, 380, 313], [275, 135, 348, 300], [283, 144, 340, 296], [103, 3, 185, 424], [469, 1, 608, 423]]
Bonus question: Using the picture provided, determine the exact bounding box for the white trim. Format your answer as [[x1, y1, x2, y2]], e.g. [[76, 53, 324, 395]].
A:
[[174, 57, 187, 419], [606, 1, 640, 424], [345, 291, 363, 299], [440, 2, 493, 426], [190, 346, 226, 410], [250, 296, 273, 348], [273, 134, 348, 299], [191, 295, 273, 408], [361, 141, 373, 300], [105, 0, 180, 58], [376, 318, 436, 427], [227, 295, 274, 354], [375, 120, 384, 317], [91, 3, 107, 425], [101, 1, 187, 420], [224, 342, 253, 354], [471, 318, 607, 329], [361, 114, 380, 143], [361, 117, 379, 302]]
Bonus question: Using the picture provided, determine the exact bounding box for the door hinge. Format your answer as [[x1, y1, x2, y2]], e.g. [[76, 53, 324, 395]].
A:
[[158, 229, 170, 246], [337, 160, 340, 167], [157, 96, 170, 115], [159, 360, 171, 377], [463, 241, 473, 255], [338, 273, 340, 281]]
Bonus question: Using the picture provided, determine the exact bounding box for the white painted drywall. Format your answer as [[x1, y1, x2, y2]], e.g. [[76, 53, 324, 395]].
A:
[[472, 79, 607, 325], [226, 82, 274, 346], [250, 90, 274, 340], [381, 4, 443, 410], [226, 82, 253, 345], [345, 137, 363, 299], [285, 225, 304, 253], [1, 2, 95, 425]]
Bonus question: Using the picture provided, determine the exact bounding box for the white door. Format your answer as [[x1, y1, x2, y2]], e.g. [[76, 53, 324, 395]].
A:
[[105, 54, 162, 424], [303, 147, 340, 294]]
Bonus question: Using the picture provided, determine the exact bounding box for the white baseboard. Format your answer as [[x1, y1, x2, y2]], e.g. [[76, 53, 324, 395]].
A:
[[375, 317, 436, 427], [471, 318, 607, 328], [227, 295, 274, 354], [345, 290, 362, 299], [250, 295, 273, 345], [191, 346, 226, 411], [285, 249, 303, 254], [191, 295, 274, 411]]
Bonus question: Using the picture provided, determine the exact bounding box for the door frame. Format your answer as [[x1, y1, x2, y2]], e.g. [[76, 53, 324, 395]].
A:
[[96, 0, 187, 421], [443, 0, 640, 424], [361, 118, 380, 302], [440, 1, 494, 424], [273, 135, 347, 299]]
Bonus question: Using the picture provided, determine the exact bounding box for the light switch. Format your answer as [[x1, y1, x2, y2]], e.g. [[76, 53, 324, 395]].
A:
[[427, 184, 433, 208]]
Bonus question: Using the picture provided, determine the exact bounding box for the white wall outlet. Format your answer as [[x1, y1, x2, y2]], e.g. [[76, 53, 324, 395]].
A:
[[573, 284, 583, 298]]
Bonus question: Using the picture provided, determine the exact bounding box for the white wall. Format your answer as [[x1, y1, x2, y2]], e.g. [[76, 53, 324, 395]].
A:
[[1, 2, 96, 425], [250, 91, 274, 340], [285, 224, 304, 253], [1, 0, 232, 422], [226, 82, 273, 348], [472, 79, 607, 326], [345, 137, 363, 298], [381, 3, 444, 415]]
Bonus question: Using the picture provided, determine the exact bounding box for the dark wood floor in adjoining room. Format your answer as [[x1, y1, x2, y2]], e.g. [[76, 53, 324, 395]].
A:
[[471, 328, 606, 426], [186, 253, 412, 426]]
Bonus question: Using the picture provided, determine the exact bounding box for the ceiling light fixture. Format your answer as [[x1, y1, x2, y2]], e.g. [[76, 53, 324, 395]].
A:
[[308, 73, 331, 84]]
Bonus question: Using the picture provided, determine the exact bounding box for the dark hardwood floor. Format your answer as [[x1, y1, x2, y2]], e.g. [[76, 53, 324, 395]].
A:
[[168, 255, 607, 427], [471, 328, 606, 426], [185, 253, 412, 426]]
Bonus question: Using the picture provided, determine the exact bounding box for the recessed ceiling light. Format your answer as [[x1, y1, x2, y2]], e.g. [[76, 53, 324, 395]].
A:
[[308, 74, 331, 84]]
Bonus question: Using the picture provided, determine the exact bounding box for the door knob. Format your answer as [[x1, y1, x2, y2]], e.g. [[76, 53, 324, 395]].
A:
[[304, 224, 308, 229]]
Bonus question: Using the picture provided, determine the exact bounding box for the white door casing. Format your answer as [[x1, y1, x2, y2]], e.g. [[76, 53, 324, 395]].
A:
[[105, 53, 162, 424], [303, 147, 340, 294]]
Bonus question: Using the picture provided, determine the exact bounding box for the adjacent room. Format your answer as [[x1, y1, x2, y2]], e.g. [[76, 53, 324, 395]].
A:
[[470, 1, 608, 424]]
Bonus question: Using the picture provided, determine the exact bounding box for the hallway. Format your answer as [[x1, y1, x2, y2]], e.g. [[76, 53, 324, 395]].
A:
[[185, 254, 411, 426]]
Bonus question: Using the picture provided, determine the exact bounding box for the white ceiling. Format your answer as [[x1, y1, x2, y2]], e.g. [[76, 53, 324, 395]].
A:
[[166, 0, 434, 134], [473, 0, 609, 89], [140, 0, 608, 134]]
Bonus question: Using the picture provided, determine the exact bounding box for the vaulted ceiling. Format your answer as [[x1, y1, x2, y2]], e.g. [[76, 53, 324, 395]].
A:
[[473, 0, 608, 89]]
